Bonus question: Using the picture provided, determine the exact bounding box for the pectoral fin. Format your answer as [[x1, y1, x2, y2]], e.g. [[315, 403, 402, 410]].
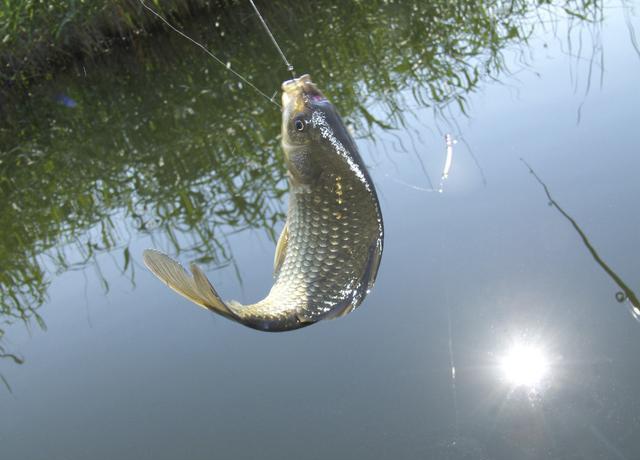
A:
[[273, 223, 289, 278], [364, 237, 383, 292]]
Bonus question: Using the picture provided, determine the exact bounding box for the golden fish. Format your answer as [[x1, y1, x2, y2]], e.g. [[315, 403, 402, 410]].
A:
[[143, 74, 383, 331]]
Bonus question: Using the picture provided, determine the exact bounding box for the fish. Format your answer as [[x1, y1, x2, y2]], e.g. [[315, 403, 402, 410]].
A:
[[143, 74, 384, 332]]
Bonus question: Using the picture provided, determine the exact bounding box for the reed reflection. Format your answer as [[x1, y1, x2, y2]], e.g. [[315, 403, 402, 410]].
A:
[[522, 159, 640, 322]]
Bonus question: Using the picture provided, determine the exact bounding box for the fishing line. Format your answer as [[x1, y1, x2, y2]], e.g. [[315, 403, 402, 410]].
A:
[[248, 0, 296, 78], [384, 134, 456, 193], [138, 0, 280, 108], [445, 283, 460, 439], [439, 224, 460, 441]]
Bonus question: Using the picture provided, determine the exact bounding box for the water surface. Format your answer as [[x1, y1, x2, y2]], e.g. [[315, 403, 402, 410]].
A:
[[1, 1, 640, 459]]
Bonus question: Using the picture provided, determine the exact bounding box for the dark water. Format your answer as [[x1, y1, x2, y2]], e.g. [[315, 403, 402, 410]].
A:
[[2, 1, 640, 458]]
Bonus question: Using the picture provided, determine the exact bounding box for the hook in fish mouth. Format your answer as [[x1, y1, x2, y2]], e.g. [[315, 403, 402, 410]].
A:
[[282, 74, 314, 93], [281, 74, 327, 110]]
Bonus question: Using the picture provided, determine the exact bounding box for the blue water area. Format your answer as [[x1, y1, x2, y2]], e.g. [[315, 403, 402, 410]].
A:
[[1, 1, 639, 459]]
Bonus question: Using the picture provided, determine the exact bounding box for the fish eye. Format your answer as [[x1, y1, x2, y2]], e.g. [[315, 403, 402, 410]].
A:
[[294, 118, 305, 132]]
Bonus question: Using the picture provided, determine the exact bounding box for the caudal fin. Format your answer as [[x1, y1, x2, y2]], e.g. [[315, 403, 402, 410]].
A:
[[142, 249, 238, 320]]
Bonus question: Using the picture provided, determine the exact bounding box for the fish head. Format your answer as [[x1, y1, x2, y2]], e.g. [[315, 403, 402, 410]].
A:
[[281, 74, 325, 140], [281, 74, 341, 184]]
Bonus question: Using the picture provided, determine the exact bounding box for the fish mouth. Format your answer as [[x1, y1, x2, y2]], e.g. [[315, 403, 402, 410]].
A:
[[281, 74, 326, 111]]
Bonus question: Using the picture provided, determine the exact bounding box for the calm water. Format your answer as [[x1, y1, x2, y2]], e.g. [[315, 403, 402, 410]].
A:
[[2, 1, 640, 459]]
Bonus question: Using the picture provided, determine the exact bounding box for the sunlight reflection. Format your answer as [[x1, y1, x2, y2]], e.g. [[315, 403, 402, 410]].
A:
[[499, 341, 550, 389]]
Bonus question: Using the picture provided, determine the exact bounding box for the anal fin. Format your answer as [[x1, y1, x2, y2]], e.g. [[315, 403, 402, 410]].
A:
[[273, 223, 289, 278]]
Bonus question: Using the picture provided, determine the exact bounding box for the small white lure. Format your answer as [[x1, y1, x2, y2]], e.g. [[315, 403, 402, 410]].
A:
[[439, 133, 457, 193]]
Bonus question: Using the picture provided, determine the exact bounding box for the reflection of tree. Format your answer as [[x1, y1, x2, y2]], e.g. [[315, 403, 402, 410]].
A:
[[522, 159, 640, 320], [0, 328, 24, 392], [0, 328, 23, 391], [0, 0, 603, 380]]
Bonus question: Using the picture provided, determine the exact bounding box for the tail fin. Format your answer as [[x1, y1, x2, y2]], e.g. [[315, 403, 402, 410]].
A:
[[142, 249, 238, 320]]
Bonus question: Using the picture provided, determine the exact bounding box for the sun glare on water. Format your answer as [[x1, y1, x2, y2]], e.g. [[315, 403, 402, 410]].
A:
[[499, 342, 550, 389]]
